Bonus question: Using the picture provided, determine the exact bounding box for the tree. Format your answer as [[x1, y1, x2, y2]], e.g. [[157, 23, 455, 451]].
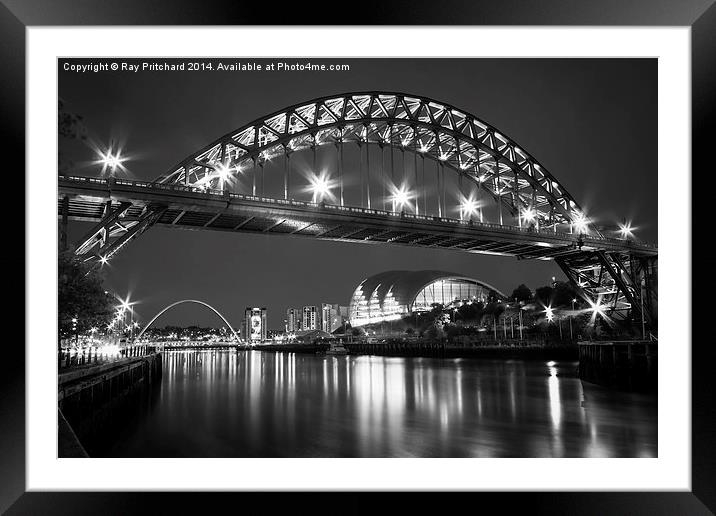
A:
[[424, 325, 441, 341], [552, 281, 580, 307], [58, 99, 88, 175], [350, 326, 366, 337], [428, 302, 444, 318], [510, 284, 532, 303], [445, 324, 461, 341], [487, 289, 500, 304], [457, 301, 484, 323], [535, 285, 554, 306], [333, 322, 351, 334], [58, 252, 114, 345]]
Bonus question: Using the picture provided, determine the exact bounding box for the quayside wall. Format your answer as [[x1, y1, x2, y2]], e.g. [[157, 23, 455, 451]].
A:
[[58, 352, 162, 457]]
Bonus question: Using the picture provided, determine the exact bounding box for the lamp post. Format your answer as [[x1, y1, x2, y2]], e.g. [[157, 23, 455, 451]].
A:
[[71, 317, 78, 345], [518, 308, 523, 341], [570, 298, 576, 341], [558, 316, 563, 340], [640, 278, 646, 340]]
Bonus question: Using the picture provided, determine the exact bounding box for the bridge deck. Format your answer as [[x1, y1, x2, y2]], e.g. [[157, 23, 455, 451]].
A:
[[59, 175, 657, 261]]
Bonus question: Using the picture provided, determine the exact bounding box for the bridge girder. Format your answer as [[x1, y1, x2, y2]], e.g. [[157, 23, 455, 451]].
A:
[[70, 196, 167, 267], [556, 252, 657, 329], [60, 176, 655, 262]]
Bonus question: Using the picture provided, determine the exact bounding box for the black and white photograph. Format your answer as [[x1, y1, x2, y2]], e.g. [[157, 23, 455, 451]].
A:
[[2, 0, 712, 510], [56, 57, 659, 459]]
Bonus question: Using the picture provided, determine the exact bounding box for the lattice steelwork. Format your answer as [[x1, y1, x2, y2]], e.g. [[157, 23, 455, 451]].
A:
[[65, 197, 166, 264], [556, 252, 657, 326], [155, 91, 591, 233]]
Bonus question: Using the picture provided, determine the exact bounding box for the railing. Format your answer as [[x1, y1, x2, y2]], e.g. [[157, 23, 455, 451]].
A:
[[59, 175, 657, 250], [58, 344, 156, 370]]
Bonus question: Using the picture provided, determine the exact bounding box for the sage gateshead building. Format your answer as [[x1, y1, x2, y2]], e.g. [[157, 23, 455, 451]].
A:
[[349, 270, 507, 327]]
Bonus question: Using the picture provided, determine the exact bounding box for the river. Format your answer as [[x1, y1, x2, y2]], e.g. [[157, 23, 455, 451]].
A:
[[85, 350, 657, 458]]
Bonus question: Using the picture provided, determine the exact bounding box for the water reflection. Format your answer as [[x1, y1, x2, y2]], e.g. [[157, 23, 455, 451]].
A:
[[97, 350, 657, 458]]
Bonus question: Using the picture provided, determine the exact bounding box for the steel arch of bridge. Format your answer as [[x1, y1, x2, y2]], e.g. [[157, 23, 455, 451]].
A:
[[155, 91, 588, 232], [134, 299, 243, 344]]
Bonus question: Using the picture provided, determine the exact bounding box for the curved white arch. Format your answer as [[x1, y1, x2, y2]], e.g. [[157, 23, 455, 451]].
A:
[[134, 299, 242, 344]]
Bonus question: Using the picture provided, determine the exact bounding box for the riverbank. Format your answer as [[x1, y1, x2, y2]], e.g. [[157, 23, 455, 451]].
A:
[[578, 340, 657, 392], [252, 340, 578, 360], [58, 353, 163, 457]]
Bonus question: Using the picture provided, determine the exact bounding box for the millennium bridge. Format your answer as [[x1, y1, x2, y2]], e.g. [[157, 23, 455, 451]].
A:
[[58, 91, 657, 328]]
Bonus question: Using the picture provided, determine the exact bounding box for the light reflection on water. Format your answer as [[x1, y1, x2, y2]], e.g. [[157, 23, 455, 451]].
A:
[[98, 350, 657, 458]]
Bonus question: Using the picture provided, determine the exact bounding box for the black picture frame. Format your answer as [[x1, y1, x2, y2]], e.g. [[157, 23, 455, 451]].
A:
[[3, 1, 713, 513]]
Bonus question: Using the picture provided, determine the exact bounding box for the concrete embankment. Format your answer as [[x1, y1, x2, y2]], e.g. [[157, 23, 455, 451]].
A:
[[345, 341, 577, 360], [57, 409, 88, 457], [58, 352, 163, 457], [252, 340, 577, 360], [251, 343, 328, 354], [578, 340, 657, 392]]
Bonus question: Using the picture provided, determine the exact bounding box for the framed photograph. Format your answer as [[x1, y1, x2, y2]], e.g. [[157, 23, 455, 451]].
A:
[[5, 0, 713, 513]]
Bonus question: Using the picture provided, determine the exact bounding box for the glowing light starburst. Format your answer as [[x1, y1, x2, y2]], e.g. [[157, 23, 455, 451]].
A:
[[308, 173, 334, 202], [618, 221, 634, 238], [544, 305, 554, 322], [213, 163, 236, 190], [390, 184, 413, 211], [94, 142, 129, 176], [460, 198, 479, 219], [573, 211, 590, 234], [587, 298, 610, 326]]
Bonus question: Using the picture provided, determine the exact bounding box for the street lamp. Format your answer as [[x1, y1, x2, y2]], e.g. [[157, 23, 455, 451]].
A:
[[309, 174, 331, 202], [618, 220, 634, 239], [215, 163, 234, 191], [570, 298, 576, 340], [518, 307, 523, 341], [545, 305, 554, 322], [97, 144, 127, 176], [460, 198, 479, 221], [71, 317, 78, 344], [573, 212, 589, 234], [391, 185, 412, 212]]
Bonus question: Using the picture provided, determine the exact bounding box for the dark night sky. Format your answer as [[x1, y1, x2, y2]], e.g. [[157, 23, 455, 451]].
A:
[[59, 58, 657, 329]]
